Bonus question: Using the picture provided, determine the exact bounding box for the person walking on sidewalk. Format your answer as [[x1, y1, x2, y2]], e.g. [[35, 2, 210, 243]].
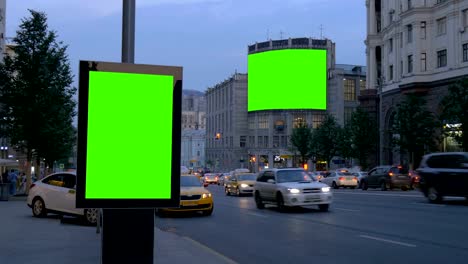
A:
[[8, 169, 18, 196]]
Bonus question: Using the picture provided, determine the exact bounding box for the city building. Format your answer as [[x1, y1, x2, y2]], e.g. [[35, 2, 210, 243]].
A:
[[181, 129, 206, 169], [182, 89, 206, 130], [0, 0, 6, 61], [206, 37, 367, 172], [366, 0, 468, 165]]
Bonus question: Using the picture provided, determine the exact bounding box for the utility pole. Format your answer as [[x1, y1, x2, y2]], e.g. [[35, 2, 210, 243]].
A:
[[101, 1, 155, 264], [379, 76, 385, 166]]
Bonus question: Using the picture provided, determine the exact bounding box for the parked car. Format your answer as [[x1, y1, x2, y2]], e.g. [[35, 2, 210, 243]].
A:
[[351, 171, 368, 188], [158, 175, 213, 216], [361, 165, 411, 191], [26, 172, 98, 225], [320, 170, 358, 189], [203, 173, 219, 185], [417, 152, 468, 203], [225, 173, 256, 196], [254, 168, 332, 211]]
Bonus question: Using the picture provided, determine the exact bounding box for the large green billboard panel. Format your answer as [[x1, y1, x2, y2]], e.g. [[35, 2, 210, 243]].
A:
[[76, 61, 182, 208], [248, 49, 327, 112]]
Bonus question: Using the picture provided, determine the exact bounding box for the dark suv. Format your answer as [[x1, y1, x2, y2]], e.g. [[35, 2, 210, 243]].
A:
[[361, 165, 411, 191], [417, 152, 468, 203]]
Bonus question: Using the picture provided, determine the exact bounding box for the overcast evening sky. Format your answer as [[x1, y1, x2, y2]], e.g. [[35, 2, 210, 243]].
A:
[[6, 0, 366, 92]]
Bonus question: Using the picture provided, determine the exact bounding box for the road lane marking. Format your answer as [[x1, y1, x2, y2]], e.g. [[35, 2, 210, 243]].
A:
[[182, 236, 239, 264], [411, 202, 446, 207], [246, 212, 268, 218], [334, 207, 360, 212], [359, 235, 417, 247], [333, 191, 421, 198]]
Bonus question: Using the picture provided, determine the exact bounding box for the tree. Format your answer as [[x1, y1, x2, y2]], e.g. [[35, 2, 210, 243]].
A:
[[290, 123, 312, 166], [0, 10, 76, 191], [440, 78, 468, 151], [311, 114, 343, 170], [346, 107, 378, 170], [393, 94, 439, 168]]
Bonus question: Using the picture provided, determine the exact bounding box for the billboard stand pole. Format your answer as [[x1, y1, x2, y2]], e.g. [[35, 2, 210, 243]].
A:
[[101, 1, 155, 264]]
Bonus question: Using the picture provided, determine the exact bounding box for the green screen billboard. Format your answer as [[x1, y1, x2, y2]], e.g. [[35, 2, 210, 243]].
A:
[[248, 49, 327, 112], [76, 61, 182, 208]]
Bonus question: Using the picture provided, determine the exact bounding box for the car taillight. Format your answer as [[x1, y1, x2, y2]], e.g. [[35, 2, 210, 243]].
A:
[[388, 172, 394, 177], [30, 183, 36, 189], [339, 177, 345, 181], [353, 177, 358, 181]]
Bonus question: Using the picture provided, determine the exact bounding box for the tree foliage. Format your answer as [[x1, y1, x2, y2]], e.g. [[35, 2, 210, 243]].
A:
[[393, 94, 439, 167], [311, 114, 343, 170], [290, 122, 313, 165], [440, 78, 468, 151], [346, 107, 378, 170], [0, 10, 76, 174]]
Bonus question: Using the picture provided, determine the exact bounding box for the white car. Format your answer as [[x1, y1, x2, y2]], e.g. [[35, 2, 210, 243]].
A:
[[321, 170, 358, 189], [27, 172, 98, 225], [254, 168, 333, 211]]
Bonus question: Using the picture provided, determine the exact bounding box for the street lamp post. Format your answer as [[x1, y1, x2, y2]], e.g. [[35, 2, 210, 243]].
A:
[[378, 76, 385, 166]]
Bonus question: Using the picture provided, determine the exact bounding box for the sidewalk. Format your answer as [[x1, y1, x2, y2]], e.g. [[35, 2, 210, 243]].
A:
[[0, 198, 236, 264]]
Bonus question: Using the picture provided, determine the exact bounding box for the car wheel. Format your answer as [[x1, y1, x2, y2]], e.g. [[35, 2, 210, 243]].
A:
[[318, 204, 329, 212], [32, 197, 47, 217], [225, 187, 230, 196], [255, 192, 265, 209], [202, 205, 213, 216], [84, 209, 99, 225], [380, 181, 387, 191], [361, 181, 368, 190], [276, 193, 286, 212], [332, 182, 339, 189], [427, 187, 442, 203]]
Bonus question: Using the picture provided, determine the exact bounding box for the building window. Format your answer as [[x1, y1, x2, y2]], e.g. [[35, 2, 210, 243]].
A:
[[273, 136, 280, 148], [249, 136, 255, 147], [389, 12, 393, 23], [258, 115, 269, 129], [407, 24, 413, 43], [437, 49, 447, 68], [436, 0, 448, 4], [344, 79, 356, 101], [464, 9, 468, 28], [344, 108, 354, 125], [463, 44, 468, 62], [421, 53, 427, 72], [257, 136, 263, 148], [388, 38, 393, 53], [400, 32, 403, 48], [360, 79, 366, 90], [408, 55, 413, 73], [407, 0, 412, 9], [389, 65, 393, 80], [293, 115, 306, 128], [400, 60, 403, 76], [264, 136, 269, 148], [240, 136, 246, 148], [437, 17, 446, 35], [420, 21, 426, 39], [230, 136, 233, 148], [312, 114, 325, 129], [248, 117, 255, 129], [281, 136, 287, 148]]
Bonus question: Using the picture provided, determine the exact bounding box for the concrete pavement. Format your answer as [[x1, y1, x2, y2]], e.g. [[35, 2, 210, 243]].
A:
[[0, 197, 236, 264]]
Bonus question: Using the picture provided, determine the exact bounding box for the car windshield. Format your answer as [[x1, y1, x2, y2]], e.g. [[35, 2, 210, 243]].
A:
[[277, 170, 313, 183], [181, 176, 202, 187], [338, 172, 353, 176], [238, 174, 257, 181]]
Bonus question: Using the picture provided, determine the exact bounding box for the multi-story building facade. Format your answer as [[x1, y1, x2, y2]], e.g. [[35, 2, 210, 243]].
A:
[[182, 90, 206, 130], [205, 73, 248, 172], [0, 0, 6, 62], [206, 38, 367, 172], [366, 0, 468, 165], [181, 129, 206, 169]]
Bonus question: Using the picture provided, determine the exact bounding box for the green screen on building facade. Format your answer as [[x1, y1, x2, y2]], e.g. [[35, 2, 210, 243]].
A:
[[76, 61, 182, 208], [248, 49, 327, 112]]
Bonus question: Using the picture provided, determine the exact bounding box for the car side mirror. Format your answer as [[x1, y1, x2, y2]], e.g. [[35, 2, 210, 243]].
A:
[[267, 179, 276, 184]]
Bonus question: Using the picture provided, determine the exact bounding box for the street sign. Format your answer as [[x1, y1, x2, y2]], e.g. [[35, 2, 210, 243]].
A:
[[76, 60, 182, 208]]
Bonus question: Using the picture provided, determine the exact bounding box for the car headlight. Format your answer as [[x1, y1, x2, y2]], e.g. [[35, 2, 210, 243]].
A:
[[240, 183, 249, 188], [321, 187, 330, 193], [288, 188, 300, 194], [202, 193, 212, 199]]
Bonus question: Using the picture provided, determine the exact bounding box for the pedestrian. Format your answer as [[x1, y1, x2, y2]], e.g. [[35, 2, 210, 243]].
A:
[[8, 169, 18, 196]]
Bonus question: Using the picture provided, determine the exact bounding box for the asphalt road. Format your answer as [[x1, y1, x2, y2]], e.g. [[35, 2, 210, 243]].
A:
[[155, 185, 468, 264]]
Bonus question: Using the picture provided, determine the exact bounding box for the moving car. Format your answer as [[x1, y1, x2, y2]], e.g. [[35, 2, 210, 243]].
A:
[[254, 168, 332, 211], [352, 171, 368, 188], [408, 170, 420, 190], [26, 172, 98, 225], [218, 173, 231, 186], [320, 170, 358, 189], [361, 165, 411, 191], [203, 173, 219, 185], [225, 173, 256, 196], [158, 175, 213, 216], [417, 152, 468, 203]]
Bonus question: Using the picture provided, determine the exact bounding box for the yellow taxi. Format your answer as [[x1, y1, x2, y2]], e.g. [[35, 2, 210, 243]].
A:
[[158, 175, 214, 216]]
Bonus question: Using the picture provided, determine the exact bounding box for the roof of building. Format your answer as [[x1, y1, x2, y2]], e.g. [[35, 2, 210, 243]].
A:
[[336, 64, 366, 75]]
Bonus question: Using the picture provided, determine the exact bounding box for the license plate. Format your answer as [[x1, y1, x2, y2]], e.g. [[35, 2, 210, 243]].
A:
[[182, 201, 198, 206], [306, 195, 320, 201], [398, 176, 408, 179]]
